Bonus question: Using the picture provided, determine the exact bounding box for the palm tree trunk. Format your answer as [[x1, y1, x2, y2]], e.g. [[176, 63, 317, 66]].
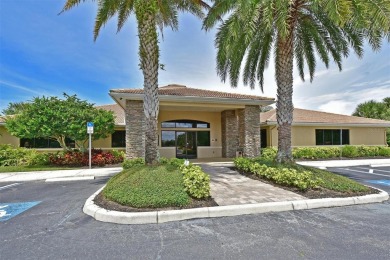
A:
[[136, 1, 160, 165], [275, 32, 294, 164]]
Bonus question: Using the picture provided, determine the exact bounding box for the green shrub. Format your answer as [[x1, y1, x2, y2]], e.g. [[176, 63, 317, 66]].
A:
[[111, 149, 125, 161], [30, 152, 50, 166], [122, 158, 145, 169], [0, 144, 44, 166], [261, 148, 277, 160], [180, 164, 210, 199], [341, 146, 358, 157], [272, 168, 322, 191], [234, 157, 322, 191], [293, 147, 340, 159], [103, 165, 190, 208], [378, 146, 390, 156], [261, 146, 389, 160], [160, 157, 185, 168], [234, 157, 254, 172]]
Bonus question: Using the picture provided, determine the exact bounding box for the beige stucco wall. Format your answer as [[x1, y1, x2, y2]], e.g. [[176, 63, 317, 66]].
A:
[[265, 125, 388, 147], [91, 127, 125, 149], [0, 125, 20, 147], [157, 110, 222, 158]]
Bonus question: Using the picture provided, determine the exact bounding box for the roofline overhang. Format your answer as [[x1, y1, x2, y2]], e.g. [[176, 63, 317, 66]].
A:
[[261, 122, 390, 127], [109, 92, 275, 107]]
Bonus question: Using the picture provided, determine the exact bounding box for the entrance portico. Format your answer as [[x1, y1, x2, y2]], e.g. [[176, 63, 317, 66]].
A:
[[110, 84, 274, 159]]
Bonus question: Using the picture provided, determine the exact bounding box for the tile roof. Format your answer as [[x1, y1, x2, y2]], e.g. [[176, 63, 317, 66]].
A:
[[261, 108, 390, 126], [110, 84, 274, 101], [96, 104, 125, 125]]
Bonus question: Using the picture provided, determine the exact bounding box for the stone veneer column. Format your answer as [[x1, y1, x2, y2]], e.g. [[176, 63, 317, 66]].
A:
[[125, 100, 145, 159], [221, 110, 239, 158], [238, 105, 260, 158]]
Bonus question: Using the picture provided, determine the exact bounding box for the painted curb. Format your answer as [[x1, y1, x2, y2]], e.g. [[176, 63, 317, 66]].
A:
[[45, 176, 95, 182], [83, 186, 389, 225]]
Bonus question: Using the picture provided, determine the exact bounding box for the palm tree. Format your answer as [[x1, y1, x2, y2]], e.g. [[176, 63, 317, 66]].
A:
[[61, 0, 208, 165], [204, 0, 390, 163]]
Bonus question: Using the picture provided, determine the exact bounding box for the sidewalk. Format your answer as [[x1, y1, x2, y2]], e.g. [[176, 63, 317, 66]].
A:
[[200, 163, 305, 206], [0, 167, 122, 182]]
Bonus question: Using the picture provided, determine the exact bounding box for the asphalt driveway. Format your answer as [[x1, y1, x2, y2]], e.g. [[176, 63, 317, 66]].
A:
[[1, 164, 389, 259]]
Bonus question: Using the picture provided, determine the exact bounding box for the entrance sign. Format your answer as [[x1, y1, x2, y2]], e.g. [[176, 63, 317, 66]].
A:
[[87, 122, 94, 169], [0, 201, 41, 222]]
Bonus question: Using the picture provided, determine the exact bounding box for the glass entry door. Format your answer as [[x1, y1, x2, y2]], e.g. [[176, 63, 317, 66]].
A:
[[176, 131, 197, 159]]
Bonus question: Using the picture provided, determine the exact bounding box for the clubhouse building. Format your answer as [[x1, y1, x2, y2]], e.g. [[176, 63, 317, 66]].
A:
[[1, 84, 389, 159]]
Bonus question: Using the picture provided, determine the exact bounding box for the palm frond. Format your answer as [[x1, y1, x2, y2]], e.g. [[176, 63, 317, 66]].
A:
[[117, 0, 135, 33], [94, 0, 121, 41]]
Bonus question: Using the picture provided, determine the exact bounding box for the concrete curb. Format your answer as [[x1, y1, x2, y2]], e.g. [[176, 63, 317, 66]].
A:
[[83, 186, 389, 225]]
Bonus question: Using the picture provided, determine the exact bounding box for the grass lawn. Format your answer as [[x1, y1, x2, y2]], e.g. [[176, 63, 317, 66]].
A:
[[0, 165, 77, 173], [102, 164, 191, 208]]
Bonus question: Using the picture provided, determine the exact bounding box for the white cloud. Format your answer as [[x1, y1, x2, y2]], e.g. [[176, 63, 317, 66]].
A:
[[0, 80, 43, 96], [318, 100, 354, 115]]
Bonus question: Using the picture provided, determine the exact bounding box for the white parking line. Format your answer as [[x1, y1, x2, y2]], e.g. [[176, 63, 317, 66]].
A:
[[0, 183, 21, 191], [336, 168, 390, 178], [371, 164, 390, 167], [45, 176, 95, 182], [355, 167, 390, 174]]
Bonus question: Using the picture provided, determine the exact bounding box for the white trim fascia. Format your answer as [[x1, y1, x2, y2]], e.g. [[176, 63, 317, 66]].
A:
[[262, 121, 390, 127], [110, 92, 275, 106]]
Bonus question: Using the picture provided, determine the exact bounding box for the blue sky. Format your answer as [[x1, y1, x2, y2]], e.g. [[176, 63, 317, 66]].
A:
[[1, 1, 389, 115]]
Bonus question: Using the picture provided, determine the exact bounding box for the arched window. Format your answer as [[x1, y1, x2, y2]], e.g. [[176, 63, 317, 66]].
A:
[[161, 120, 210, 129]]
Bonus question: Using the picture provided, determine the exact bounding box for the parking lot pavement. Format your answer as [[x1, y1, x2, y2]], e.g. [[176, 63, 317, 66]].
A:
[[1, 169, 390, 259], [327, 166, 390, 193]]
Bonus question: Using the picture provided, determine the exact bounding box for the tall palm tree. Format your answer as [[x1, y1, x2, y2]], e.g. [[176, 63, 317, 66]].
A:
[[204, 0, 390, 163], [62, 0, 208, 165]]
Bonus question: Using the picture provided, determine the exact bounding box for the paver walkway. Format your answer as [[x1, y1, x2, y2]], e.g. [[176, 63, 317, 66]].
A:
[[199, 162, 306, 206]]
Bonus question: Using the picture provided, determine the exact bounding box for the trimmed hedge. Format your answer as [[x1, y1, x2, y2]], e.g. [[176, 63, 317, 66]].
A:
[[235, 157, 370, 193], [234, 157, 322, 191], [260, 146, 390, 160]]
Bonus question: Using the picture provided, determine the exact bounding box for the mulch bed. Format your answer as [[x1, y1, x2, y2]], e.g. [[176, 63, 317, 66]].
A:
[[234, 167, 379, 199], [94, 192, 218, 213]]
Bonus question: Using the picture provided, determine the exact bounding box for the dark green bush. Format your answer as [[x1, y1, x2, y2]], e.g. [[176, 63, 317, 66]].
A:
[[103, 165, 190, 208]]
